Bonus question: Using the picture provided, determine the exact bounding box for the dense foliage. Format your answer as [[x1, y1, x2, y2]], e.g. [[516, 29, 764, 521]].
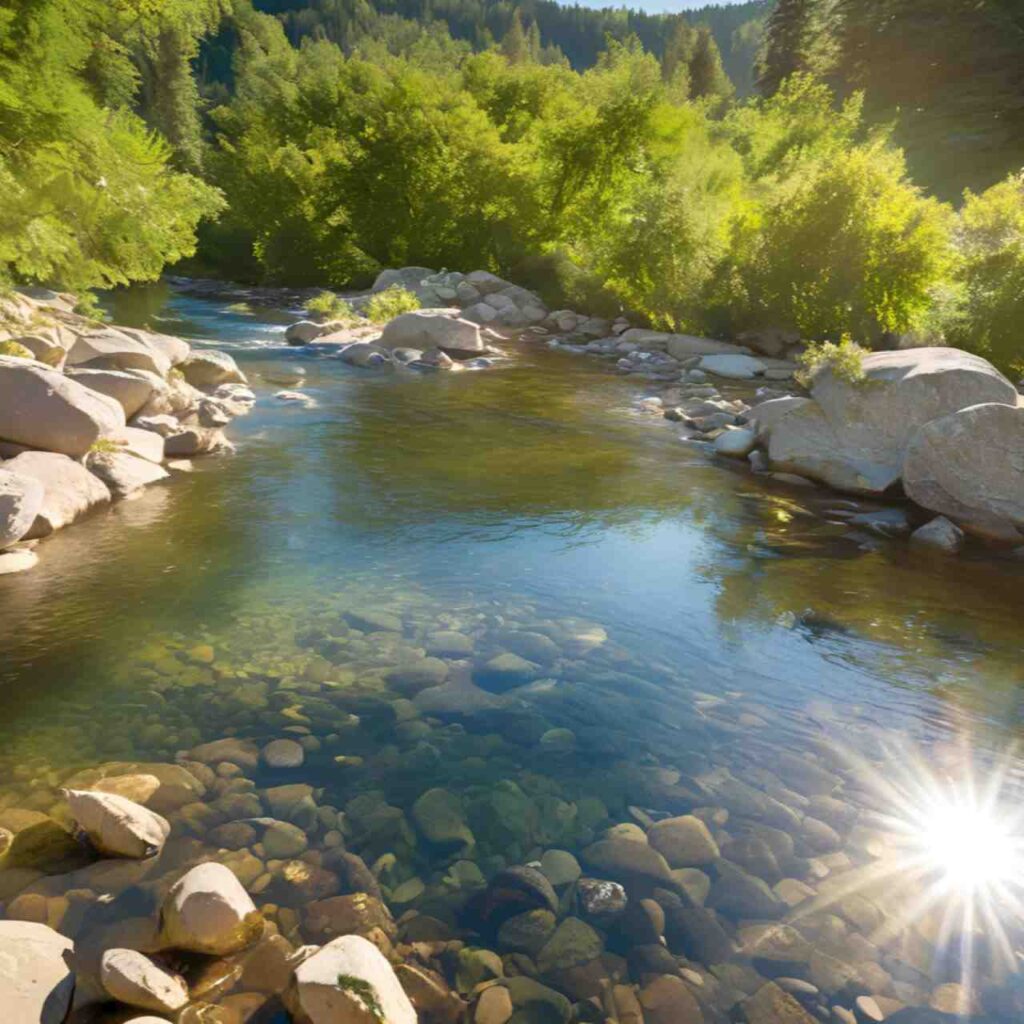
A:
[[1, 0, 1023, 374]]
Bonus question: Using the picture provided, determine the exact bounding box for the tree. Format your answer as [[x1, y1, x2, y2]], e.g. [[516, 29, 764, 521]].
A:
[[500, 11, 530, 64], [689, 26, 733, 102], [757, 0, 818, 97], [661, 20, 696, 89]]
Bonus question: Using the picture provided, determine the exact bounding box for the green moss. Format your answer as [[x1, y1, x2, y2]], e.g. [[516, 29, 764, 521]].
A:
[[364, 286, 420, 323], [336, 974, 384, 1022], [0, 340, 33, 360], [796, 334, 868, 388], [88, 439, 121, 455]]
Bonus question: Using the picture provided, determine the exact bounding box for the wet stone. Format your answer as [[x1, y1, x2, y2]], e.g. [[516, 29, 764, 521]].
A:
[[473, 652, 542, 693], [535, 917, 603, 974], [743, 981, 820, 1024], [539, 849, 581, 887], [498, 909, 557, 955], [648, 815, 720, 867], [708, 858, 787, 920], [261, 739, 304, 768], [344, 608, 403, 632], [576, 878, 628, 922], [639, 974, 705, 1024]]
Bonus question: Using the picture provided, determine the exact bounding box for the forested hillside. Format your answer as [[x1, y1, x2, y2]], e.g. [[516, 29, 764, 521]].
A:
[[2, 0, 1024, 373], [757, 0, 1024, 198]]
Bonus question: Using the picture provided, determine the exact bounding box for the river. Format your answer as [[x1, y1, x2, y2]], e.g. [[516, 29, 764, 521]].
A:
[[0, 281, 1021, 1021]]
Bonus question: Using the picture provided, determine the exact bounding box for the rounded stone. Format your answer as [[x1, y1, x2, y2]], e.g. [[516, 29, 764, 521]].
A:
[[261, 739, 305, 769]]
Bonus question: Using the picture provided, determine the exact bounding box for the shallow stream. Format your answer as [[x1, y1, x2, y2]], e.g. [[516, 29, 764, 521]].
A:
[[0, 282, 1021, 1022]]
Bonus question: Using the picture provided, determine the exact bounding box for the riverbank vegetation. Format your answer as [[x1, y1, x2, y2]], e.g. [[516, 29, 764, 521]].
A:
[[1, 0, 1023, 371]]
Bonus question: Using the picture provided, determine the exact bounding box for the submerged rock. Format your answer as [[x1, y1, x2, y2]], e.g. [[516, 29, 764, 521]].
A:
[[286, 934, 417, 1024], [648, 815, 719, 867], [909, 516, 964, 553]]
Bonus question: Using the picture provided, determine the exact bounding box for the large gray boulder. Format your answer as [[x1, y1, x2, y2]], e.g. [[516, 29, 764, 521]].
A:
[[373, 266, 435, 293], [666, 334, 752, 359], [85, 450, 169, 499], [66, 328, 171, 377], [769, 349, 1018, 494], [0, 356, 125, 456], [0, 468, 43, 549], [64, 788, 170, 858], [6, 451, 111, 538], [0, 921, 75, 1024], [117, 327, 190, 367], [66, 368, 160, 418], [903, 402, 1024, 542], [286, 934, 417, 1024], [179, 350, 247, 389], [378, 310, 485, 355]]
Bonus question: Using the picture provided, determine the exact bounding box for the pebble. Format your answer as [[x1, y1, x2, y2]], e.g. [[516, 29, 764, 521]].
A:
[[261, 738, 304, 768]]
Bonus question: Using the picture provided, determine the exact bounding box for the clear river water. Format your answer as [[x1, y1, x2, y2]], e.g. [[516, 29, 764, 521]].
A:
[[0, 282, 1021, 1022]]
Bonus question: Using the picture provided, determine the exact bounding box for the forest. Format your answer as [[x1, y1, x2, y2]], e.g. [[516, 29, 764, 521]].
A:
[[2, 0, 1023, 372]]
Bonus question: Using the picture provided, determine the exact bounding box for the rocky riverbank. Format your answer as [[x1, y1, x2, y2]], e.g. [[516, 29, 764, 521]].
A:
[[0, 290, 254, 575], [281, 266, 1024, 557], [2, 584, 1018, 1024]]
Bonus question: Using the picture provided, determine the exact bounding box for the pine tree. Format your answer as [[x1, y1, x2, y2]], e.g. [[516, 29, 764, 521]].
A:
[[689, 26, 733, 101], [500, 11, 530, 64], [757, 0, 818, 97], [661, 19, 697, 87]]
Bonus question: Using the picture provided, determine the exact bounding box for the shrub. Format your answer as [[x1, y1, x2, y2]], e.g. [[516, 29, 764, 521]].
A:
[[307, 291, 354, 322], [796, 334, 868, 387], [0, 340, 34, 360], [364, 286, 420, 322], [946, 172, 1024, 376], [74, 292, 106, 322]]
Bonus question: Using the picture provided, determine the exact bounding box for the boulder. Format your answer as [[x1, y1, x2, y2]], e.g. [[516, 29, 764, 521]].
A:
[[465, 270, 509, 295], [0, 468, 43, 549], [770, 349, 1017, 494], [160, 862, 263, 955], [378, 310, 485, 355], [117, 327, 191, 367], [0, 921, 75, 1024], [714, 427, 757, 458], [580, 838, 675, 890], [748, 396, 810, 443], [700, 353, 768, 379], [164, 427, 230, 457], [66, 368, 159, 418], [85, 450, 169, 499], [461, 302, 500, 324], [100, 949, 188, 1013], [179, 350, 247, 389], [339, 342, 393, 368], [286, 934, 417, 1024], [14, 326, 73, 367], [66, 328, 171, 377], [113, 427, 165, 465], [373, 266, 435, 295], [0, 356, 125, 456], [5, 451, 111, 538], [903, 402, 1024, 542], [62, 762, 206, 812], [665, 334, 752, 359], [64, 788, 170, 858], [286, 320, 329, 345]]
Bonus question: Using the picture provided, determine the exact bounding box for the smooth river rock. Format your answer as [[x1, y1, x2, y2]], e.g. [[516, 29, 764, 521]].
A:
[[286, 934, 417, 1024], [0, 920, 76, 1024], [0, 356, 125, 456], [64, 788, 170, 858], [160, 862, 263, 955], [65, 368, 160, 418], [5, 451, 111, 538], [648, 815, 720, 867], [85, 450, 169, 499], [769, 348, 1018, 494], [903, 401, 1024, 542], [66, 328, 171, 377], [100, 948, 189, 1013], [179, 349, 247, 388], [0, 467, 43, 549], [378, 310, 485, 356]]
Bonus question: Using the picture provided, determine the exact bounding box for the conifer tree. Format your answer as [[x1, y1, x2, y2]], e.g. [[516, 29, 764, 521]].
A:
[[757, 0, 818, 97], [689, 26, 733, 100]]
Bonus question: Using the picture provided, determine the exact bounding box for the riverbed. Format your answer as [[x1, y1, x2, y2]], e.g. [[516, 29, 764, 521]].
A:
[[0, 282, 1021, 1020]]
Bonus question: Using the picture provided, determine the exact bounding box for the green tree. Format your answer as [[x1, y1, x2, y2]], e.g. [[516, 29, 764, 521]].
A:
[[757, 0, 818, 97], [688, 26, 733, 102], [947, 172, 1024, 375]]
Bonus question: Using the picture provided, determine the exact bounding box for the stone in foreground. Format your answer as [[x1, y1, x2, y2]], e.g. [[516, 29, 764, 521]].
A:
[[160, 862, 263, 954], [5, 451, 111, 538], [64, 788, 170, 859], [378, 310, 485, 356], [769, 349, 1017, 494], [903, 402, 1024, 542], [179, 349, 247, 389], [910, 516, 965, 553], [0, 920, 75, 1024], [0, 355, 125, 457], [0, 467, 43, 549], [286, 934, 417, 1024], [100, 948, 188, 1013], [85, 450, 169, 499]]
